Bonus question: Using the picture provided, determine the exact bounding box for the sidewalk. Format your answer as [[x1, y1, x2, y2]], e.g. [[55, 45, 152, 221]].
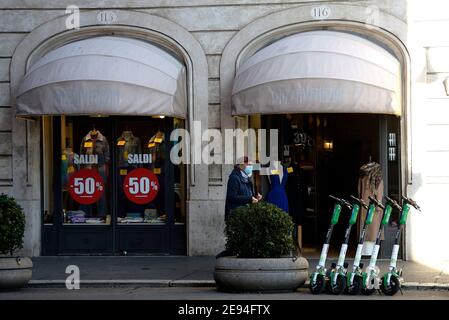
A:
[[28, 256, 449, 290]]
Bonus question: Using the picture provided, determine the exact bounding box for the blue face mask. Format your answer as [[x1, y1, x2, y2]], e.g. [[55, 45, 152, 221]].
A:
[[244, 165, 253, 177]]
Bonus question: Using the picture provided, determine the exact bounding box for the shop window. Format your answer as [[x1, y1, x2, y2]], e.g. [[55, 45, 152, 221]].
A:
[[49, 116, 187, 226], [61, 116, 112, 224], [115, 118, 166, 224]]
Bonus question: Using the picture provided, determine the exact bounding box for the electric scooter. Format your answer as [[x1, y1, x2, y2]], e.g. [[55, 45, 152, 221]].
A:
[[361, 195, 402, 295], [327, 195, 368, 295], [309, 195, 352, 294], [380, 195, 421, 296], [346, 195, 384, 295]]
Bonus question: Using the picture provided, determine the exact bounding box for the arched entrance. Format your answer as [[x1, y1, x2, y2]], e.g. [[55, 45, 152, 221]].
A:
[[232, 30, 403, 257], [220, 4, 411, 258], [10, 10, 209, 255]]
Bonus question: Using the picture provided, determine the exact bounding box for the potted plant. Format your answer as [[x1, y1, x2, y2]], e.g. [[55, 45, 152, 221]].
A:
[[0, 193, 33, 289], [214, 202, 309, 292]]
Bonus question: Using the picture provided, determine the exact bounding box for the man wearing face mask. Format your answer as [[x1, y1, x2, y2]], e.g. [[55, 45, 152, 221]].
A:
[[216, 157, 262, 258], [224, 156, 262, 221]]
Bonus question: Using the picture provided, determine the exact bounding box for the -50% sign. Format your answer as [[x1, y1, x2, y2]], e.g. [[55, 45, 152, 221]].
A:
[[124, 168, 159, 204], [69, 168, 105, 204]]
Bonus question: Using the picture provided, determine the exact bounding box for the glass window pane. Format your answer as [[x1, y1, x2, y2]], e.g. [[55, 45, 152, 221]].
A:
[[116, 118, 166, 224], [61, 116, 111, 225]]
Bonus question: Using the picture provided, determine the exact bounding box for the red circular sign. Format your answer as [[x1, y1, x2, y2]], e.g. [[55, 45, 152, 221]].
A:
[[68, 168, 105, 205], [123, 168, 159, 204]]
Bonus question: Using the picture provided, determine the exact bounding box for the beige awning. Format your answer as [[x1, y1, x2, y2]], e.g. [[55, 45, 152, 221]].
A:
[[16, 36, 187, 118], [232, 31, 401, 116]]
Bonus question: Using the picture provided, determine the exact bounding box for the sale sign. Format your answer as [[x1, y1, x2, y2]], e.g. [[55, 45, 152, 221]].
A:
[[123, 168, 159, 204], [69, 168, 105, 204]]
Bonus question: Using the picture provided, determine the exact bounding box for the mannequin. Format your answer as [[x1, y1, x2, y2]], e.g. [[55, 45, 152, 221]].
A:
[[80, 126, 110, 170], [117, 130, 141, 168], [79, 126, 110, 219], [146, 130, 165, 169], [116, 130, 142, 219], [266, 161, 289, 213]]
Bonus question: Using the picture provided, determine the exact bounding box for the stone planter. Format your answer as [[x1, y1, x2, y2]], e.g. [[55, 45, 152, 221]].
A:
[[0, 257, 33, 290], [214, 256, 309, 292]]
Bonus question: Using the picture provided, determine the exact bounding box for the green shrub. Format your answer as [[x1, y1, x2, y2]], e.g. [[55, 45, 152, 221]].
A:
[[0, 194, 25, 255], [225, 202, 295, 258]]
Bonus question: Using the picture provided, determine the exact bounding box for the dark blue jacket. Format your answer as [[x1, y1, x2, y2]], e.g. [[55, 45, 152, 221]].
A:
[[225, 168, 254, 220]]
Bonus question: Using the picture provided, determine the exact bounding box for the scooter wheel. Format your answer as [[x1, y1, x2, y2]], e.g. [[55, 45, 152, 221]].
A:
[[380, 275, 400, 296], [329, 275, 346, 295], [309, 274, 326, 295], [346, 275, 363, 295], [361, 277, 376, 296]]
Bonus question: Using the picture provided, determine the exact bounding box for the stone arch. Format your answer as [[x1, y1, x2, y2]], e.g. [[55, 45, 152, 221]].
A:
[[220, 3, 411, 193], [9, 10, 209, 256]]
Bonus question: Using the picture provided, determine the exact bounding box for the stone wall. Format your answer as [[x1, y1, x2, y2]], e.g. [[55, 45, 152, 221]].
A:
[[0, 0, 408, 256], [405, 0, 449, 264]]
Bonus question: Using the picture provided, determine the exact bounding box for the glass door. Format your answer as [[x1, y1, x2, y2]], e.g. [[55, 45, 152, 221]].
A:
[[114, 116, 170, 254], [57, 115, 114, 254]]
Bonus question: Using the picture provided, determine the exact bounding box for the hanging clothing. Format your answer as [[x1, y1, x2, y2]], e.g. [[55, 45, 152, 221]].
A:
[[80, 130, 110, 169], [61, 148, 76, 191], [116, 131, 143, 218], [116, 131, 142, 168], [79, 130, 110, 218], [285, 162, 307, 225], [358, 162, 384, 242], [145, 130, 165, 170], [266, 165, 289, 213]]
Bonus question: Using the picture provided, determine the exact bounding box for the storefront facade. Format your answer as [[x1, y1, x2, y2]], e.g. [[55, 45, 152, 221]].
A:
[[1, 1, 448, 266]]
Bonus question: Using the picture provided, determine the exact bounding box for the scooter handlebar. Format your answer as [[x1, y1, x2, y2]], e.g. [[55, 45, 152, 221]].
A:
[[350, 195, 368, 209], [328, 195, 340, 202], [402, 195, 421, 211], [340, 199, 353, 210], [385, 196, 402, 211], [368, 195, 385, 210], [328, 195, 353, 210]]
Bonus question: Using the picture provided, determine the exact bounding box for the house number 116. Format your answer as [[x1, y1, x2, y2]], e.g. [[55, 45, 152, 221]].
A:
[[311, 5, 331, 20]]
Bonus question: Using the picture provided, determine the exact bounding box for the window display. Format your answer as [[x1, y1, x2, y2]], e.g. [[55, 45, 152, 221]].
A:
[[57, 116, 186, 226], [61, 117, 111, 224], [46, 115, 186, 254], [116, 120, 166, 224]]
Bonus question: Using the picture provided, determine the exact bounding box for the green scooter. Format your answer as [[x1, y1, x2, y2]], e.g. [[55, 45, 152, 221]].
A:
[[309, 195, 352, 294], [361, 196, 402, 295], [346, 195, 384, 295], [380, 195, 421, 296], [327, 195, 368, 295]]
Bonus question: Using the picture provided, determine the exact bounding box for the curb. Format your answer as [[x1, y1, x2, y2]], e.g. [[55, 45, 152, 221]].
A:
[[401, 282, 449, 291], [28, 279, 449, 290], [28, 279, 216, 288]]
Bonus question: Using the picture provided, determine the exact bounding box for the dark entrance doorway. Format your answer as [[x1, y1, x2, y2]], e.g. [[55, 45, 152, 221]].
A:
[[41, 116, 186, 255], [257, 113, 402, 258]]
